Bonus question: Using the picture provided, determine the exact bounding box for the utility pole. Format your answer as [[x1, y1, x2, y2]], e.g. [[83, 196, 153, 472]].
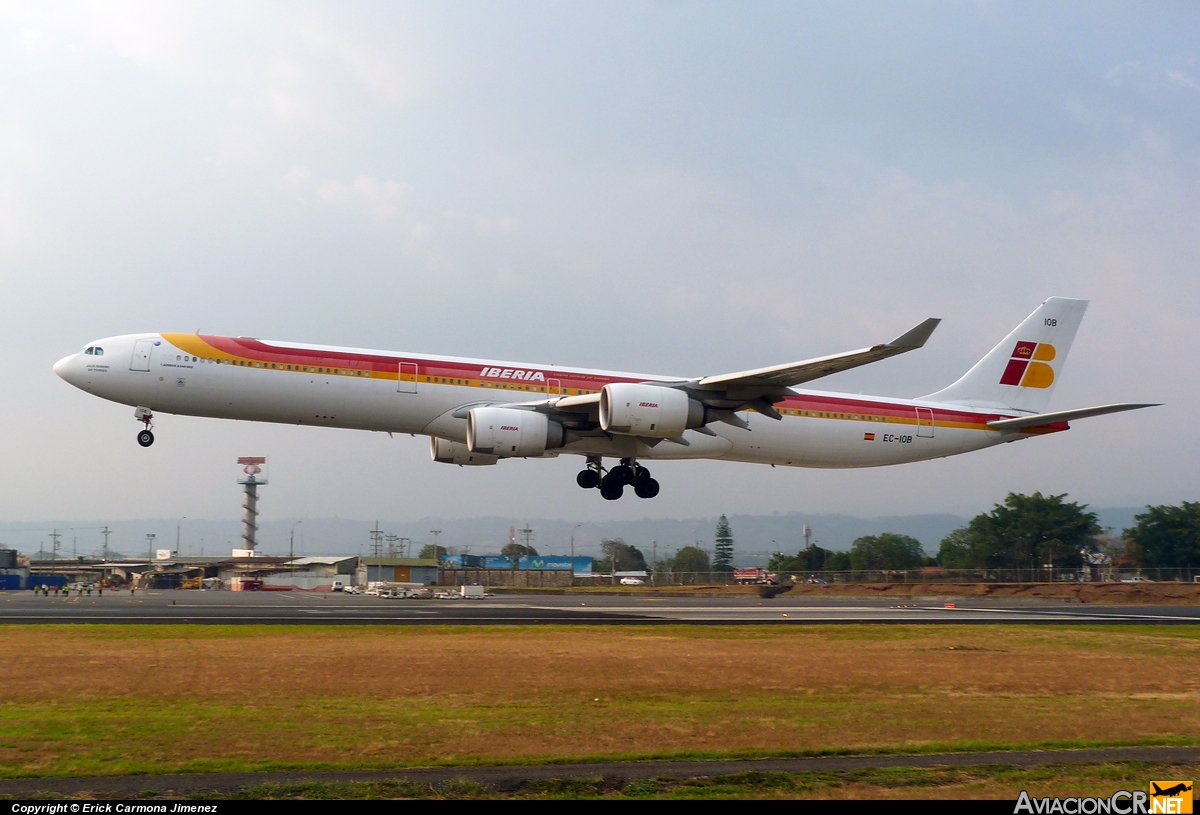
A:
[[430, 529, 442, 557], [399, 537, 411, 559], [101, 526, 111, 560], [385, 534, 399, 559], [370, 521, 383, 559], [50, 530, 61, 565], [652, 539, 657, 587]]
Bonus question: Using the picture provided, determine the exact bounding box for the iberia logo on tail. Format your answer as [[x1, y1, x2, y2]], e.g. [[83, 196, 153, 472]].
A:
[[1000, 341, 1056, 389]]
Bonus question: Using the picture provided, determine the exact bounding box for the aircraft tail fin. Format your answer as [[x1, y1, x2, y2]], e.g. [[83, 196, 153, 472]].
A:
[[923, 297, 1088, 414]]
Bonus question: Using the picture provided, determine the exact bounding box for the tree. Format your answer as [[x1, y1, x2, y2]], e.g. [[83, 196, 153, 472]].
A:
[[669, 545, 710, 574], [713, 515, 735, 572], [769, 544, 835, 572], [500, 542, 538, 558], [936, 527, 987, 569], [599, 539, 647, 572], [1124, 502, 1200, 568], [418, 544, 448, 561], [1098, 534, 1141, 568], [825, 551, 851, 571], [936, 492, 1099, 570], [849, 534, 926, 571]]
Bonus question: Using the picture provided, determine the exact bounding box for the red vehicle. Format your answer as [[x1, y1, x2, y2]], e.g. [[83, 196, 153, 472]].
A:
[[734, 568, 778, 585]]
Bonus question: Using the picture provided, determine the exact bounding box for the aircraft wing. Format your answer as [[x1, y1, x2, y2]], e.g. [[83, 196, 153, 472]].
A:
[[455, 317, 941, 428], [986, 403, 1161, 432], [694, 318, 941, 391]]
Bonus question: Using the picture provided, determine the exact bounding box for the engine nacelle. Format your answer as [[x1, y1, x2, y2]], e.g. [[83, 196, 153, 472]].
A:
[[430, 438, 498, 466], [599, 383, 704, 438], [466, 407, 565, 457]]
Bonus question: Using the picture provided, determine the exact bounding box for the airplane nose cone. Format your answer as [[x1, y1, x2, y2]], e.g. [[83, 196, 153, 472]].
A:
[[54, 354, 75, 382]]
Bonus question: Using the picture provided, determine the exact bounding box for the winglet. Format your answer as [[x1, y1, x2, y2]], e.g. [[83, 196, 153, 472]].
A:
[[888, 317, 941, 350]]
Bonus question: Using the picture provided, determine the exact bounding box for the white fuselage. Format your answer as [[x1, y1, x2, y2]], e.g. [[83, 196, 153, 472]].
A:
[[54, 332, 1040, 469]]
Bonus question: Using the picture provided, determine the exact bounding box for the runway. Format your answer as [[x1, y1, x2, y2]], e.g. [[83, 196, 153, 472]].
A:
[[2, 589, 1199, 624]]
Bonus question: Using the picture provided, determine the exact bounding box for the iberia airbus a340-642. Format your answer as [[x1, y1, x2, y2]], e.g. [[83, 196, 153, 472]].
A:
[[54, 297, 1156, 500]]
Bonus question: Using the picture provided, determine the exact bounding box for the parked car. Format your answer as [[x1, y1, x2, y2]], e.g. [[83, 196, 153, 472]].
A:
[[1121, 575, 1153, 583], [619, 577, 645, 585]]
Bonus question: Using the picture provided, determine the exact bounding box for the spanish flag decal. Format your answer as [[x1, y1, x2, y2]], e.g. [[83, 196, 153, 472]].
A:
[[999, 341, 1056, 389], [864, 432, 876, 441]]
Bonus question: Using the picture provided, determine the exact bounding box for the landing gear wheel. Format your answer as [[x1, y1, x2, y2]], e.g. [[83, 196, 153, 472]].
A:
[[137, 430, 155, 448], [576, 469, 600, 489], [634, 477, 660, 499], [608, 464, 635, 486], [599, 476, 624, 501]]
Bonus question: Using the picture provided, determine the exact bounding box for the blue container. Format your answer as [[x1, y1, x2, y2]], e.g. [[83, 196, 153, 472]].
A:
[[0, 574, 21, 591]]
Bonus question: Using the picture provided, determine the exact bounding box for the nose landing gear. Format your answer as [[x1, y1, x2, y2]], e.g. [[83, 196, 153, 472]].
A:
[[576, 456, 659, 500], [135, 406, 155, 448]]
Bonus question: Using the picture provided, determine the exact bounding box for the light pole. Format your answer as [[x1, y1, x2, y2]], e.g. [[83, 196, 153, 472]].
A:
[[176, 517, 186, 557], [651, 539, 657, 587], [570, 524, 582, 585], [290, 520, 302, 572]]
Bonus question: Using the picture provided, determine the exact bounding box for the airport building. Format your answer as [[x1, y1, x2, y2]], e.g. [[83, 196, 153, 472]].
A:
[[359, 558, 440, 586]]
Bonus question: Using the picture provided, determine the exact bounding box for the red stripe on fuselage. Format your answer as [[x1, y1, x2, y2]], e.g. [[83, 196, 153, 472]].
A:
[[190, 335, 1017, 429]]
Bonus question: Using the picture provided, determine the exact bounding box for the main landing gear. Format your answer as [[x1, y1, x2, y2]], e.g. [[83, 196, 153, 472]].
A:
[[576, 456, 659, 500], [135, 406, 155, 448]]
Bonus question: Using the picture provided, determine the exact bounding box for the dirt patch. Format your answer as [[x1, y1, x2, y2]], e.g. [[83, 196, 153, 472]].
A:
[[498, 583, 1200, 604], [784, 582, 1200, 604]]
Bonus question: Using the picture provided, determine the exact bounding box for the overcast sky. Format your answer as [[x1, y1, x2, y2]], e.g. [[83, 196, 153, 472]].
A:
[[1, 1, 1197, 533]]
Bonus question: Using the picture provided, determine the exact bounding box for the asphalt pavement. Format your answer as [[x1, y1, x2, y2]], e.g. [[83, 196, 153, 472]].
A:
[[2, 588, 1199, 624]]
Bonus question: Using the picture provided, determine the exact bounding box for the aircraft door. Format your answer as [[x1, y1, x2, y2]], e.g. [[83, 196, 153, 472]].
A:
[[547, 378, 562, 395], [916, 407, 934, 438], [397, 362, 418, 393], [130, 339, 153, 372]]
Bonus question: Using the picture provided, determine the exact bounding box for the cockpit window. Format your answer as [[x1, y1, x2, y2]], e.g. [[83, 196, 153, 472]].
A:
[[84, 347, 93, 355], [94, 347, 104, 356]]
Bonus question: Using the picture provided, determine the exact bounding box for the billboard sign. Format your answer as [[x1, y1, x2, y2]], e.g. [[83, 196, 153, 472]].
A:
[[237, 456, 268, 485], [442, 555, 593, 575]]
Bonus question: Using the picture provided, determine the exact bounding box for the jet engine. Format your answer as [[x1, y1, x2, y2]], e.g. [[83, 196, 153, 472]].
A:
[[599, 383, 707, 438], [430, 438, 499, 466], [466, 407, 565, 457]]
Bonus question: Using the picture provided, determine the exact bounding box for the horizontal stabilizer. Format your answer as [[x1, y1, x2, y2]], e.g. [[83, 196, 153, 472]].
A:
[[986, 403, 1160, 432]]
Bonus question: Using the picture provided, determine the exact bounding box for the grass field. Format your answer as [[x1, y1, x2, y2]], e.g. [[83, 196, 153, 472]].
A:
[[2, 624, 1199, 781]]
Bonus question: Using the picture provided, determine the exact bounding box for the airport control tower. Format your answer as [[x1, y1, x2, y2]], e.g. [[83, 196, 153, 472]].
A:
[[233, 456, 268, 557]]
